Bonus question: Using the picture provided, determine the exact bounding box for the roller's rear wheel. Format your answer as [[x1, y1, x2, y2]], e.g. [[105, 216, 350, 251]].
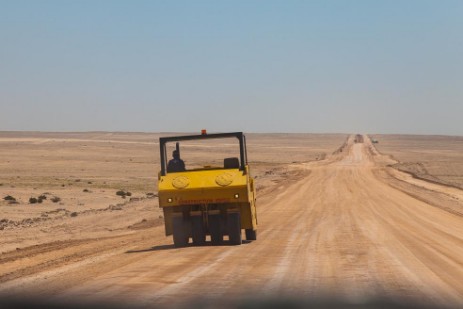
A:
[[208, 213, 223, 245], [227, 212, 242, 245], [245, 229, 257, 241], [172, 215, 188, 247], [191, 214, 206, 245]]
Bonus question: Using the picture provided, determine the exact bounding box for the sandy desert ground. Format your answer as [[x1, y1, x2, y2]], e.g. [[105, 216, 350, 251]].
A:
[[1, 132, 463, 308], [371, 134, 463, 189]]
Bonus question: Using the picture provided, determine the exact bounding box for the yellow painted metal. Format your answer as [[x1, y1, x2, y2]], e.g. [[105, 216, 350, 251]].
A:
[[159, 169, 246, 191], [159, 169, 249, 206], [158, 166, 257, 236]]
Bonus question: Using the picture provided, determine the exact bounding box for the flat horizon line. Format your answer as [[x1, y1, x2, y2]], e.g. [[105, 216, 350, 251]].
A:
[[0, 130, 462, 138]]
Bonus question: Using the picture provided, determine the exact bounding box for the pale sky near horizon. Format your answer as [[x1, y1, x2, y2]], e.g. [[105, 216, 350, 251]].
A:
[[1, 1, 462, 135]]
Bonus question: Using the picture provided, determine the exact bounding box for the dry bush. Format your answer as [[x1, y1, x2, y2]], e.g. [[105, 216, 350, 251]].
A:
[[116, 190, 131, 197], [50, 196, 61, 203], [3, 195, 16, 201]]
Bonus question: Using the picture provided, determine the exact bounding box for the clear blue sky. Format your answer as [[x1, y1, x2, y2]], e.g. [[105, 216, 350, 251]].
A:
[[1, 0, 462, 134]]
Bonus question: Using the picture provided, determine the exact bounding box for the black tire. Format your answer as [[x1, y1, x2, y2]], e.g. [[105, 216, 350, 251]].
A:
[[245, 229, 257, 241], [208, 213, 223, 245], [191, 214, 206, 245], [227, 212, 242, 245], [172, 215, 188, 247]]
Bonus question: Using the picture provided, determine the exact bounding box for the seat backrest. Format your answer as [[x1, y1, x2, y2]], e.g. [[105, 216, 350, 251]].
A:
[[224, 157, 240, 169]]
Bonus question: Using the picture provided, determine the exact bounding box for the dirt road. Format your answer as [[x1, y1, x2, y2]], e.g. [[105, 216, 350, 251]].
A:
[[1, 136, 463, 307]]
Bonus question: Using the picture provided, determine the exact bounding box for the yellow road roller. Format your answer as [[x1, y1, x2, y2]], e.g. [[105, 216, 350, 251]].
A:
[[158, 131, 257, 247]]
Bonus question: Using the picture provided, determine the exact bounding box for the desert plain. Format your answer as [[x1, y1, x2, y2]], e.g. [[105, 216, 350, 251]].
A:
[[1, 132, 463, 307]]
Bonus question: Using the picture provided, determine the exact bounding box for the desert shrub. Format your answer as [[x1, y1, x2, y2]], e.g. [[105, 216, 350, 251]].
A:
[[50, 196, 61, 203], [3, 195, 16, 201], [146, 192, 158, 199], [116, 190, 126, 197], [29, 197, 38, 204], [116, 190, 132, 198], [83, 189, 90, 193], [70, 212, 78, 217], [38, 195, 47, 200]]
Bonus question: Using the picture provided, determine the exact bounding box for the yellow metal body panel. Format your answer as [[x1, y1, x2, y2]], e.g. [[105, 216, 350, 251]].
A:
[[158, 166, 257, 236], [159, 169, 248, 206]]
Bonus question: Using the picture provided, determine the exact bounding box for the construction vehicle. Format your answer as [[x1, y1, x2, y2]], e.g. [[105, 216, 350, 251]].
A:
[[157, 131, 257, 247]]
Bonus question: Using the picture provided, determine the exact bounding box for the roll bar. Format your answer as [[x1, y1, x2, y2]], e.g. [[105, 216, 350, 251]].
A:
[[159, 132, 248, 176]]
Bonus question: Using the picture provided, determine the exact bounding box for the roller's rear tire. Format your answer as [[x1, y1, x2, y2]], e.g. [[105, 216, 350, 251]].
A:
[[172, 215, 188, 247], [245, 229, 257, 241], [208, 213, 223, 245], [228, 212, 242, 245], [191, 214, 206, 245]]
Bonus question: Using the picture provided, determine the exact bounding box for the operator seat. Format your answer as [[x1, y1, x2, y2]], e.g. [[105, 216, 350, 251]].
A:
[[224, 157, 240, 169]]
